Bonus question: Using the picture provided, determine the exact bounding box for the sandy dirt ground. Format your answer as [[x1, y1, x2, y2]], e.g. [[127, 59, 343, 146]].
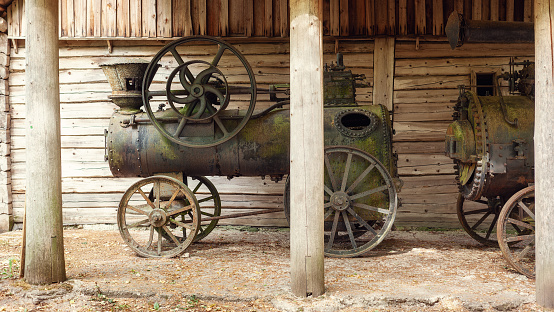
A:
[[0, 226, 546, 312]]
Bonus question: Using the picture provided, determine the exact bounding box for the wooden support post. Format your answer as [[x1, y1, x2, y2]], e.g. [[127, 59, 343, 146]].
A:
[[24, 0, 66, 284], [535, 0, 554, 308], [373, 37, 395, 112], [0, 30, 11, 232], [289, 0, 325, 298]]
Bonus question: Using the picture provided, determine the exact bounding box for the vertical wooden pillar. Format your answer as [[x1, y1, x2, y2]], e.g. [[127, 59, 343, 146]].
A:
[[289, 0, 325, 297], [24, 0, 66, 284], [373, 37, 395, 112], [0, 22, 11, 232], [535, 0, 554, 308]]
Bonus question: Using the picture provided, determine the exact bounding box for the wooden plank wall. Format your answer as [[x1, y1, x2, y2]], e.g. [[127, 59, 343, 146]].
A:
[[7, 39, 374, 227], [7, 0, 534, 39], [393, 41, 534, 227]]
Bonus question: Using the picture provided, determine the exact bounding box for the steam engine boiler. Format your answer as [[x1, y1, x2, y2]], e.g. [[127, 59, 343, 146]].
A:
[[102, 36, 399, 258]]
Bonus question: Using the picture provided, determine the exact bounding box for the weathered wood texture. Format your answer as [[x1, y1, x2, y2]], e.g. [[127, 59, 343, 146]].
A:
[[534, 0, 554, 307], [6, 0, 534, 39], [289, 0, 325, 297], [392, 40, 534, 228], [7, 39, 373, 228], [6, 38, 534, 231], [0, 32, 11, 232], [24, 0, 66, 284]]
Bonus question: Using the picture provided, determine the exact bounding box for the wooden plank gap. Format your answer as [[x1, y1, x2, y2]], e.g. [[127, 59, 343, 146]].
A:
[[264, 0, 273, 37], [220, 0, 229, 36], [432, 0, 443, 35]]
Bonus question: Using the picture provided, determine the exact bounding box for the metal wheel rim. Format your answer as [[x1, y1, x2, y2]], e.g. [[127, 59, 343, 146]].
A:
[[117, 176, 200, 258], [456, 193, 502, 247], [142, 36, 257, 147], [323, 146, 397, 257], [188, 176, 221, 242], [497, 185, 535, 278]]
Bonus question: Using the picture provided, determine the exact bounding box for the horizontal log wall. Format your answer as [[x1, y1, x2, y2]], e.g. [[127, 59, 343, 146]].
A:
[[392, 40, 534, 228], [6, 0, 534, 39], [8, 39, 374, 227], [7, 38, 534, 228]]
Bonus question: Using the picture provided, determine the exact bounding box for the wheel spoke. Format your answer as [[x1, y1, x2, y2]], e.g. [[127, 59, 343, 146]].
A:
[[324, 154, 338, 192], [324, 208, 334, 219], [168, 91, 195, 104], [507, 217, 534, 230], [346, 207, 378, 236], [200, 211, 215, 217], [346, 163, 375, 194], [212, 44, 226, 66], [324, 202, 333, 208], [146, 226, 155, 249], [327, 211, 340, 249], [484, 213, 499, 240], [340, 152, 353, 192], [198, 196, 214, 204], [173, 118, 188, 137], [167, 204, 194, 217], [349, 185, 388, 201], [204, 85, 226, 104], [169, 217, 194, 230], [154, 180, 161, 209], [124, 218, 150, 229], [463, 208, 490, 216], [515, 243, 534, 261], [192, 180, 203, 193], [506, 234, 535, 243], [324, 185, 334, 196], [164, 189, 181, 210], [138, 188, 156, 209], [352, 202, 390, 215], [169, 47, 196, 85], [195, 67, 219, 85], [342, 211, 357, 249], [163, 225, 181, 246], [517, 201, 535, 220], [212, 115, 229, 136], [125, 205, 150, 216], [156, 229, 162, 255], [470, 211, 491, 230], [169, 47, 185, 65]]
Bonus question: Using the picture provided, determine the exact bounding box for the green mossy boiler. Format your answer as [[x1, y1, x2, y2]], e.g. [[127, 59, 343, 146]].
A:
[[101, 37, 399, 259]]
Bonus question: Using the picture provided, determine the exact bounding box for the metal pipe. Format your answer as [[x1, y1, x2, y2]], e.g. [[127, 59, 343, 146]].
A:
[[446, 11, 534, 49]]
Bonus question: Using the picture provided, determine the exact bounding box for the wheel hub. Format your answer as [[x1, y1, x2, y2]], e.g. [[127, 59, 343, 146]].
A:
[[190, 84, 205, 97], [330, 192, 351, 211], [149, 209, 167, 227]]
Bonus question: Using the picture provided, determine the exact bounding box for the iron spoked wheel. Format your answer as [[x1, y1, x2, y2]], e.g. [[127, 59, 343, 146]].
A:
[[323, 146, 397, 257], [456, 194, 504, 247], [187, 176, 221, 242], [142, 36, 257, 148], [497, 186, 535, 278], [118, 176, 200, 258]]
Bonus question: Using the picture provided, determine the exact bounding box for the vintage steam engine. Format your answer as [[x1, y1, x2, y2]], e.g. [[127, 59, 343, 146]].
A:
[[445, 12, 536, 278], [102, 36, 399, 259]]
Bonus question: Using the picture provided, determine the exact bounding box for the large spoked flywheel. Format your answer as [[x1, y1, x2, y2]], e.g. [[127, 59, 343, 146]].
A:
[[142, 36, 257, 147], [284, 146, 398, 257]]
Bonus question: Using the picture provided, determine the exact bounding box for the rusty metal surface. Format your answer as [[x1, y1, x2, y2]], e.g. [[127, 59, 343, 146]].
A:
[[100, 58, 150, 114], [446, 91, 534, 200], [446, 11, 534, 49], [107, 104, 394, 179]]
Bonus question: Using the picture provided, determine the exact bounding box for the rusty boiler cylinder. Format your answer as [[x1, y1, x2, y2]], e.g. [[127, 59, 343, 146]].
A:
[[445, 91, 534, 200], [106, 104, 394, 179]]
